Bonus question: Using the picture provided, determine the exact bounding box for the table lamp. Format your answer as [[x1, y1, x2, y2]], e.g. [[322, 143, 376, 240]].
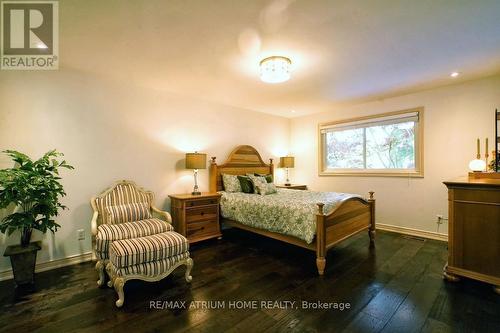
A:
[[280, 156, 295, 186], [186, 152, 206, 195]]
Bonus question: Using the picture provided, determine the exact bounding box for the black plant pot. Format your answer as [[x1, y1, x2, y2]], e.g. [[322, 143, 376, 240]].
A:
[[3, 241, 41, 286]]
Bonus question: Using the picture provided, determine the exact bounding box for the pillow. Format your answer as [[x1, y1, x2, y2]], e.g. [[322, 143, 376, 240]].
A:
[[247, 174, 268, 193], [254, 173, 273, 183], [222, 173, 242, 192], [105, 202, 152, 224], [237, 175, 254, 193], [256, 182, 278, 195]]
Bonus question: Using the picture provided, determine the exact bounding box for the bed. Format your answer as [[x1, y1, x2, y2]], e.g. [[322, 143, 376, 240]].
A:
[[209, 145, 376, 275]]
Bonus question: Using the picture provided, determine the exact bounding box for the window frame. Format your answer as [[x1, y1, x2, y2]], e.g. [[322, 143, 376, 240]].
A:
[[318, 107, 424, 177]]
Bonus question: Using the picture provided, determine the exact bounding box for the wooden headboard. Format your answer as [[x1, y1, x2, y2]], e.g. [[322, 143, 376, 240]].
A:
[[209, 145, 274, 192]]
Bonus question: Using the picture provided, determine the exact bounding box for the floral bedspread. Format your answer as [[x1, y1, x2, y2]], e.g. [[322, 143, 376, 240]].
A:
[[219, 188, 360, 244]]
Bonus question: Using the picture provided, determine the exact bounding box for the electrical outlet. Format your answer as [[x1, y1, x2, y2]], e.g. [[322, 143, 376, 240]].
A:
[[77, 229, 85, 240], [436, 214, 448, 225]]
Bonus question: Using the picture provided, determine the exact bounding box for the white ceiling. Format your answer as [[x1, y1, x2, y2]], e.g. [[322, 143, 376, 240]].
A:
[[62, 0, 500, 117]]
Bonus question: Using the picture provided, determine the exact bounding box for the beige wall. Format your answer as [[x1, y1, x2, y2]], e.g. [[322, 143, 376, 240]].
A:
[[0, 71, 290, 273], [291, 75, 500, 236]]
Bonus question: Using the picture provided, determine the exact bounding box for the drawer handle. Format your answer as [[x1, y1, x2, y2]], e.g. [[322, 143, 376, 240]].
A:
[[201, 212, 205, 216]]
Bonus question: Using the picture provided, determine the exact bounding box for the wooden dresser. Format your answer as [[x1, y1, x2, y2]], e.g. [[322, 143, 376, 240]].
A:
[[169, 192, 222, 244], [443, 177, 500, 293]]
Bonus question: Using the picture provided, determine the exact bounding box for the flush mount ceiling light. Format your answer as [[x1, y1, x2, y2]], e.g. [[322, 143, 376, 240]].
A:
[[259, 56, 291, 83], [450, 71, 460, 78]]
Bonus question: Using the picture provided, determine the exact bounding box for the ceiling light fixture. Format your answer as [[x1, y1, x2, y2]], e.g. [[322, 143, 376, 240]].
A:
[[450, 72, 460, 78], [259, 56, 291, 83]]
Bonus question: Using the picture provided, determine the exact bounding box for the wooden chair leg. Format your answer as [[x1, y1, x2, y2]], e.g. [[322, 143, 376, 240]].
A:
[[316, 257, 326, 275], [95, 260, 106, 287], [105, 262, 115, 288], [185, 258, 193, 282], [114, 277, 125, 308]]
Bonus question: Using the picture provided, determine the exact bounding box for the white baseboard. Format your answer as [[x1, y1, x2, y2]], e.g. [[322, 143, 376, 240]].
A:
[[377, 223, 448, 242], [0, 252, 93, 282]]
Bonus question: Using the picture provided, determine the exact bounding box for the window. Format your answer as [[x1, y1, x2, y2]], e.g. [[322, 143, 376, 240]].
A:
[[319, 108, 423, 177]]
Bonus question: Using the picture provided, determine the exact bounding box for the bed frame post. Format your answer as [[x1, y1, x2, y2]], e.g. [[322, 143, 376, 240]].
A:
[[210, 157, 217, 193], [269, 158, 274, 179], [316, 202, 326, 276], [368, 191, 376, 243]]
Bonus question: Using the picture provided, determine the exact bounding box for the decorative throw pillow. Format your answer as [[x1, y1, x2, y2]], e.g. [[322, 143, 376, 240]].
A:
[[256, 182, 278, 195], [237, 175, 254, 193], [105, 202, 152, 224], [247, 174, 268, 193], [254, 173, 273, 183], [222, 173, 242, 192]]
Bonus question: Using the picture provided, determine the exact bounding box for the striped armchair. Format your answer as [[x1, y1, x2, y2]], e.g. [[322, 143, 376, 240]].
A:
[[91, 180, 193, 307]]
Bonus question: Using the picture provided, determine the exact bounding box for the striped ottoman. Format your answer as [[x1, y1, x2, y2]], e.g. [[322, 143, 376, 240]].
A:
[[106, 231, 193, 307]]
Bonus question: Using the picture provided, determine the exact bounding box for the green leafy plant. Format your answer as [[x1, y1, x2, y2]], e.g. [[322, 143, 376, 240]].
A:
[[488, 153, 497, 172], [0, 150, 74, 246]]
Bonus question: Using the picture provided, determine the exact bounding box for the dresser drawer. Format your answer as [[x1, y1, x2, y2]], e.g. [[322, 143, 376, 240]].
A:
[[186, 198, 219, 208], [186, 206, 218, 223], [453, 188, 500, 203], [186, 220, 219, 238]]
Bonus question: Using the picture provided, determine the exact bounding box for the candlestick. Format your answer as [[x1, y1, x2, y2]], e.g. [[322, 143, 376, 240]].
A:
[[485, 137, 489, 168], [476, 138, 480, 159]]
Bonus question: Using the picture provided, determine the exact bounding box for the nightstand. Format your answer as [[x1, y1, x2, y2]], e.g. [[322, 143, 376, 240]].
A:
[[168, 192, 222, 243], [275, 184, 308, 190]]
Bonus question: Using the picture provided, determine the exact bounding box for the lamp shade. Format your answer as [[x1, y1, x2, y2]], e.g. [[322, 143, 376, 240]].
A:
[[185, 152, 207, 169], [280, 156, 295, 168]]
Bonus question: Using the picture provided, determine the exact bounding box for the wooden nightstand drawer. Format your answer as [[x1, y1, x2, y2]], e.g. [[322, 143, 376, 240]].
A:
[[187, 220, 219, 239], [186, 198, 218, 208], [186, 206, 218, 223], [169, 192, 222, 243]]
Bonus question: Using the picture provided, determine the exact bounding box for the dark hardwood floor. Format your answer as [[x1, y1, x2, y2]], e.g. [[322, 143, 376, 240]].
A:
[[1, 229, 499, 333]]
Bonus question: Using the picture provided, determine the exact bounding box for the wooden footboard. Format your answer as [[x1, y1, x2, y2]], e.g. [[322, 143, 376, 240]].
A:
[[315, 192, 375, 275]]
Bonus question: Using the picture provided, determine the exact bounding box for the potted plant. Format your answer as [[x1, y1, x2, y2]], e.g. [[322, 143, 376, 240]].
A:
[[488, 150, 497, 172], [0, 150, 73, 286]]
